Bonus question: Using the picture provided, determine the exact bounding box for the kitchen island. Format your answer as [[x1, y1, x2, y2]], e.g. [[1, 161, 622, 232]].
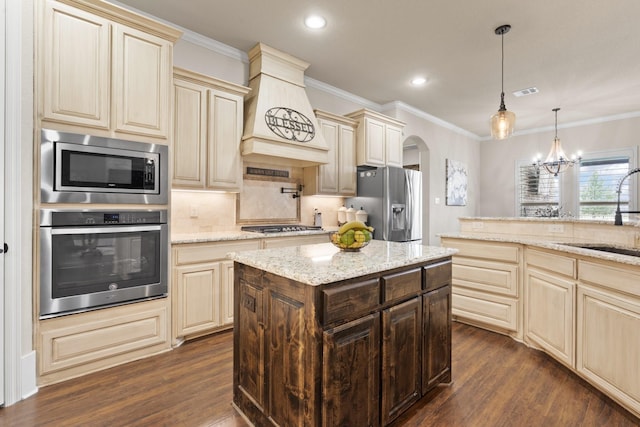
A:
[[227, 240, 457, 427]]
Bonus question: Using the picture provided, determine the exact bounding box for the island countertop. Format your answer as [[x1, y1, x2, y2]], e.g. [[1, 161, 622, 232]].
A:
[[227, 240, 457, 286]]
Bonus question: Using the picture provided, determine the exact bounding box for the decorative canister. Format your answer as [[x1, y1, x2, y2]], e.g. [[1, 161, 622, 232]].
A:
[[356, 207, 368, 224], [346, 205, 356, 222], [337, 205, 347, 224]]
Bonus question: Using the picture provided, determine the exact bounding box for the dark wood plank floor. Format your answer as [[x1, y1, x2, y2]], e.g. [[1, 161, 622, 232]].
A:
[[1, 322, 638, 427]]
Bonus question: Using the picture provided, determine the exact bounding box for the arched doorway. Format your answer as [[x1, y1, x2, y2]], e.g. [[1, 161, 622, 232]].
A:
[[403, 135, 430, 244]]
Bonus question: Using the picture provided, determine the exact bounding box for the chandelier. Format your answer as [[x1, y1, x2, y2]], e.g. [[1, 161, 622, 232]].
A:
[[490, 24, 516, 139], [535, 108, 580, 176]]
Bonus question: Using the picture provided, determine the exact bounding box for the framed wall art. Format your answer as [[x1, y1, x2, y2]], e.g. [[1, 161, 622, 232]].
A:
[[446, 159, 468, 206]]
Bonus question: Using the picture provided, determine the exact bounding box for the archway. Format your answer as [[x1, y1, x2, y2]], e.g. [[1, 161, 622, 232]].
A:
[[403, 135, 431, 244]]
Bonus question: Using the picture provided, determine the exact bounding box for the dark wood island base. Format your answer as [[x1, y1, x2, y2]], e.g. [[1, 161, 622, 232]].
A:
[[232, 255, 453, 426]]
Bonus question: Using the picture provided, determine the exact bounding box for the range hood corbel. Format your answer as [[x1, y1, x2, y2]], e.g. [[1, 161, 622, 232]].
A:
[[241, 43, 329, 167]]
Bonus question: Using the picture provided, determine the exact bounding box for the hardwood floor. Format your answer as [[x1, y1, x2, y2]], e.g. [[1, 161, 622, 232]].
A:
[[1, 322, 638, 427]]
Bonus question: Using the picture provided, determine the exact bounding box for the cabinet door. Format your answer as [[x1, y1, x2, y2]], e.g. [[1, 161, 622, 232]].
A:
[[385, 124, 403, 167], [174, 262, 220, 337], [323, 313, 380, 427], [113, 23, 171, 138], [42, 1, 110, 129], [207, 89, 243, 191], [525, 267, 575, 368], [172, 78, 207, 187], [236, 280, 266, 408], [381, 297, 422, 425], [363, 118, 386, 166], [422, 286, 452, 394], [337, 124, 357, 195], [220, 260, 235, 326], [317, 119, 339, 194], [577, 284, 640, 416]]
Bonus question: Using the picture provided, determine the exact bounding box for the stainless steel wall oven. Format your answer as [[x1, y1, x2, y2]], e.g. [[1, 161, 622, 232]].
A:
[[39, 209, 168, 319], [40, 128, 168, 204]]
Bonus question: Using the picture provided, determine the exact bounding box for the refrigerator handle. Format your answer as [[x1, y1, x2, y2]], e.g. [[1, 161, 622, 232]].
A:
[[405, 171, 412, 240]]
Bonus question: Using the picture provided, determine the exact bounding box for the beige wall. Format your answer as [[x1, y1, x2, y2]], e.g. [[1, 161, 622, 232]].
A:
[[479, 115, 640, 217]]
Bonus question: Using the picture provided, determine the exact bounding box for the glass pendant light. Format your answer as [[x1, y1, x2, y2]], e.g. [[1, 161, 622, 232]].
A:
[[535, 108, 581, 176], [490, 24, 516, 139]]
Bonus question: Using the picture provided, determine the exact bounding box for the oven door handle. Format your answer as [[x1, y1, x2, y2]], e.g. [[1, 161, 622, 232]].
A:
[[49, 224, 163, 235]]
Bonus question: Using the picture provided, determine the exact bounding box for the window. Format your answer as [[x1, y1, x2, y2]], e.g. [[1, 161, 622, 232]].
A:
[[579, 157, 629, 220], [515, 147, 637, 219]]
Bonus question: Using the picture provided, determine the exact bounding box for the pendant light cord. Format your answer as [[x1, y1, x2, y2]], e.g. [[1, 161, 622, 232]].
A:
[[499, 29, 506, 110]]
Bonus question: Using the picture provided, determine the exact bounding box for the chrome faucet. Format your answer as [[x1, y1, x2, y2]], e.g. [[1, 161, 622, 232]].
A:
[[614, 168, 640, 225]]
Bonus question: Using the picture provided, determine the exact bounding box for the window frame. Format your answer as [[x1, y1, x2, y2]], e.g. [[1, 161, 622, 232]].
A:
[[514, 146, 638, 219]]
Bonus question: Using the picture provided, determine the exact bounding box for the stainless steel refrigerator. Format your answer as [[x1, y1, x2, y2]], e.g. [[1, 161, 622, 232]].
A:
[[346, 166, 422, 242]]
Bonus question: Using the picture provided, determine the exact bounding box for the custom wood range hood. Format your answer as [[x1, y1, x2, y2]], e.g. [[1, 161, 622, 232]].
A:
[[241, 43, 329, 167]]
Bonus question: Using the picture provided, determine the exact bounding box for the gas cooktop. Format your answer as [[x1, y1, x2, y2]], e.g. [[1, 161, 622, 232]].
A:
[[241, 225, 323, 233]]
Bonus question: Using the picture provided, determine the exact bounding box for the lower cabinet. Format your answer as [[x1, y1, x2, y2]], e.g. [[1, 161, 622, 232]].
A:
[[524, 248, 577, 368], [234, 258, 452, 427], [577, 261, 640, 417], [172, 239, 261, 343], [323, 313, 381, 427], [37, 298, 170, 386], [381, 297, 422, 425], [441, 237, 522, 338]]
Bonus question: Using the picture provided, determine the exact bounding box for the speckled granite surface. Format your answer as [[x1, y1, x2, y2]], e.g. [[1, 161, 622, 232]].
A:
[[439, 233, 640, 267], [227, 240, 457, 286], [458, 216, 640, 226], [171, 229, 332, 244]]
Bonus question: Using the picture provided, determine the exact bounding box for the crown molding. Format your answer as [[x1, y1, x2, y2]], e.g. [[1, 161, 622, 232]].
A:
[[383, 101, 481, 141], [303, 77, 381, 111]]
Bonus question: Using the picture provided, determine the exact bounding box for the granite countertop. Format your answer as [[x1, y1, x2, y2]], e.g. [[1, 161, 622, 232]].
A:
[[171, 228, 333, 244], [227, 240, 458, 286], [458, 216, 640, 226], [439, 233, 640, 267]]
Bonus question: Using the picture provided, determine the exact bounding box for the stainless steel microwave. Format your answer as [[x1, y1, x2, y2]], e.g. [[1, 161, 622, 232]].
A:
[[40, 129, 168, 204]]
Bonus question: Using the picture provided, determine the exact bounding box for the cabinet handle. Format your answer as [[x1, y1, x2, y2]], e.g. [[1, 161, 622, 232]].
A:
[[0, 243, 7, 254]]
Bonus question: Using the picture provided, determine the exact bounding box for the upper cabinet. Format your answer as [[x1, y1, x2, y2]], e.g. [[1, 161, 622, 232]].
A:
[[345, 109, 405, 168], [172, 67, 250, 192], [38, 0, 181, 142], [303, 110, 357, 196]]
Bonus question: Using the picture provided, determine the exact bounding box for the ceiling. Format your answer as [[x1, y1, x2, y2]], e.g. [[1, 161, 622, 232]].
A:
[[112, 0, 640, 139]]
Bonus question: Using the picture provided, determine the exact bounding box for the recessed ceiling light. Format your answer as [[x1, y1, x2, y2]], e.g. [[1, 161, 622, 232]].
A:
[[304, 15, 326, 29], [411, 76, 427, 86]]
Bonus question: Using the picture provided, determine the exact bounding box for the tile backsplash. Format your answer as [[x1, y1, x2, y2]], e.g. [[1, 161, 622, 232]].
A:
[[171, 190, 345, 234]]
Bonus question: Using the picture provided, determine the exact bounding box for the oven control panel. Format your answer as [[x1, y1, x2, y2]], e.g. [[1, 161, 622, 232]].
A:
[[40, 209, 168, 226]]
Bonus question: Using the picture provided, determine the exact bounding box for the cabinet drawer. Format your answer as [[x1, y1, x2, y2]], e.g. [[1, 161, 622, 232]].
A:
[[444, 239, 520, 263], [322, 278, 380, 325], [452, 287, 518, 332], [173, 240, 260, 265], [382, 268, 421, 302], [526, 248, 576, 278], [452, 258, 518, 297], [579, 260, 640, 296], [424, 261, 452, 292]]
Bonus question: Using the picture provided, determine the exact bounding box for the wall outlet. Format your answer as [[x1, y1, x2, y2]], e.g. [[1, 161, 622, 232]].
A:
[[547, 224, 564, 233], [435, 197, 440, 205], [190, 205, 199, 218], [472, 222, 484, 230]]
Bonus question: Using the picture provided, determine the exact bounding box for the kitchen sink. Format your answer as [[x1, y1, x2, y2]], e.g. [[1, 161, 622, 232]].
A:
[[562, 243, 640, 258]]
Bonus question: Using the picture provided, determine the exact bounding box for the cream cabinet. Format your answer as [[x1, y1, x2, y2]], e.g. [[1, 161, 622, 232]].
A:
[[37, 298, 170, 386], [345, 109, 405, 168], [39, 0, 180, 141], [172, 67, 250, 191], [172, 239, 261, 343], [577, 260, 640, 417], [440, 237, 522, 338], [172, 234, 329, 343], [524, 248, 577, 368], [303, 110, 357, 196]]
